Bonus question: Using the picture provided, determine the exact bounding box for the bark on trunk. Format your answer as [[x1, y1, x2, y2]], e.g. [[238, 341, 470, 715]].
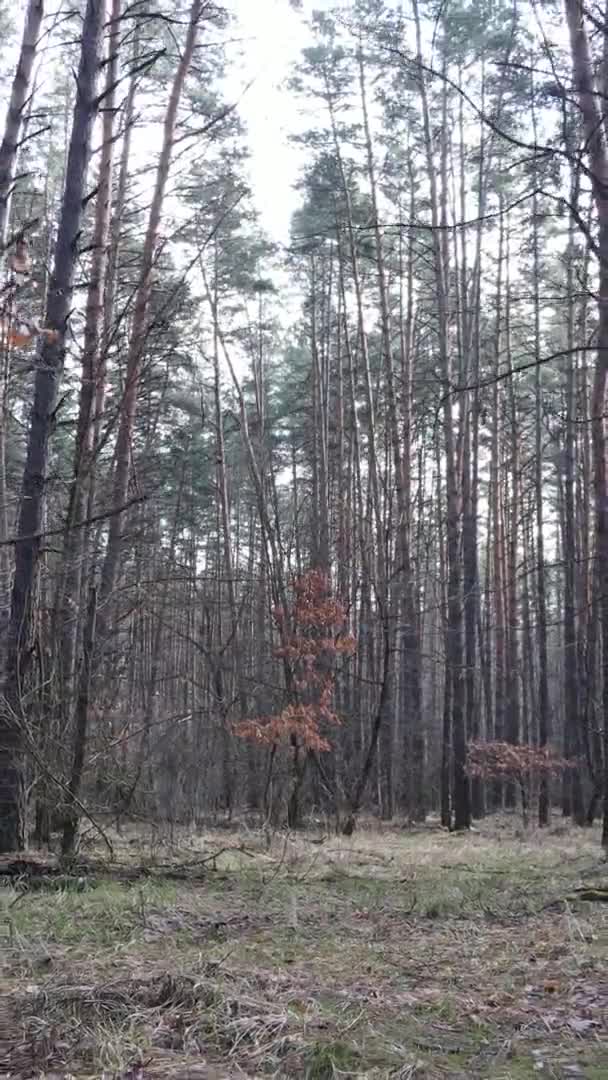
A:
[[57, 0, 120, 696], [0, 0, 104, 854], [413, 0, 469, 828], [358, 46, 422, 822], [0, 0, 44, 607], [531, 175, 550, 826], [100, 0, 203, 605], [0, 0, 44, 247], [564, 0, 608, 847]]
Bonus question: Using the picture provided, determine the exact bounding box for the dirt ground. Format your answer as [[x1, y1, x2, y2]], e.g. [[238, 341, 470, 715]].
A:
[[0, 817, 607, 1078]]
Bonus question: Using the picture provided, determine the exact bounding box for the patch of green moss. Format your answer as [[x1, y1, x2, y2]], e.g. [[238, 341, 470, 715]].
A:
[[304, 1039, 361, 1078]]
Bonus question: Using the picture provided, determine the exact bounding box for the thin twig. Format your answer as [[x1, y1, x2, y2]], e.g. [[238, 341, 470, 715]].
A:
[[11, 712, 114, 856]]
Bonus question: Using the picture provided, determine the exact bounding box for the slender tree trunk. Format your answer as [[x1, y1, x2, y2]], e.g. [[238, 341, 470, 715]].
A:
[[402, 159, 425, 819], [0, 0, 104, 854], [0, 0, 44, 247], [413, 1, 469, 827], [563, 0, 608, 844], [563, 181, 585, 823], [491, 206, 506, 811], [58, 0, 120, 698], [61, 586, 97, 856], [531, 176, 550, 826], [342, 616, 391, 835], [358, 48, 422, 822], [100, 0, 203, 605], [436, 444, 451, 828], [505, 230, 521, 804], [0, 0, 45, 602]]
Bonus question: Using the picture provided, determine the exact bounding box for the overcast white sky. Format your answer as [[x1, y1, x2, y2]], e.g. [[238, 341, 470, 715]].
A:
[[229, 0, 338, 242]]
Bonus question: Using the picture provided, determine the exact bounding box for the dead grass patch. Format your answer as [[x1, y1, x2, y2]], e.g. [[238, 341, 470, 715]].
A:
[[1, 818, 607, 1078]]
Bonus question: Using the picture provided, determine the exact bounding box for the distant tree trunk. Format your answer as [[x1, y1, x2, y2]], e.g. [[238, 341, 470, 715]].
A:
[[521, 495, 537, 746], [502, 225, 521, 810], [436, 440, 451, 828], [56, 3, 121, 855], [0, 0, 104, 854], [457, 70, 482, 819], [338, 248, 369, 796], [100, 0, 203, 605], [358, 47, 422, 822], [61, 586, 97, 856], [413, 0, 469, 828], [462, 295, 482, 818], [323, 73, 390, 825], [505, 233, 521, 807], [441, 661, 452, 828], [531, 178, 550, 827], [57, 0, 120, 698], [401, 159, 425, 820], [212, 250, 250, 811], [0, 0, 44, 603], [0, 0, 43, 246], [342, 616, 391, 836], [94, 21, 139, 460], [563, 182, 585, 823], [490, 205, 505, 811], [309, 253, 331, 574]]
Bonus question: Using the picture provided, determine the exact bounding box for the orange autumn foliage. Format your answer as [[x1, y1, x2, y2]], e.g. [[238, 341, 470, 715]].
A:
[[466, 740, 574, 781], [235, 569, 355, 752], [1, 236, 61, 348], [0, 317, 60, 348]]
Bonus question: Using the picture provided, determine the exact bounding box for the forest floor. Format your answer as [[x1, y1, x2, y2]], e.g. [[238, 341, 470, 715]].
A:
[[0, 817, 607, 1079]]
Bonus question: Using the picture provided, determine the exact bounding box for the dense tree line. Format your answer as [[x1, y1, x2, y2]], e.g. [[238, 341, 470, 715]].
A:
[[0, 0, 606, 852]]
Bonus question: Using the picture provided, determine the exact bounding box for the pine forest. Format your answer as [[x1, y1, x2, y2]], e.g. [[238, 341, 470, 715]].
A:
[[0, 3, 607, 1076]]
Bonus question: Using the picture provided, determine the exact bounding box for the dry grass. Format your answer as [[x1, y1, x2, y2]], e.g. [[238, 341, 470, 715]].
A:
[[1, 817, 607, 1078]]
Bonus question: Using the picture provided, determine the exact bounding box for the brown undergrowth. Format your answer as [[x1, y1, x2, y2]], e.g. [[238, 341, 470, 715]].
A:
[[0, 818, 607, 1078]]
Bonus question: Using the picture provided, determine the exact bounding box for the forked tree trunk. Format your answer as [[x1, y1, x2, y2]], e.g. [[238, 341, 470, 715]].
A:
[[0, 0, 104, 854]]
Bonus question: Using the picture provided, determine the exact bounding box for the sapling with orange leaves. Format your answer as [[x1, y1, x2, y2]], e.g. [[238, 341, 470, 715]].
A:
[[235, 569, 356, 824], [466, 741, 576, 829]]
